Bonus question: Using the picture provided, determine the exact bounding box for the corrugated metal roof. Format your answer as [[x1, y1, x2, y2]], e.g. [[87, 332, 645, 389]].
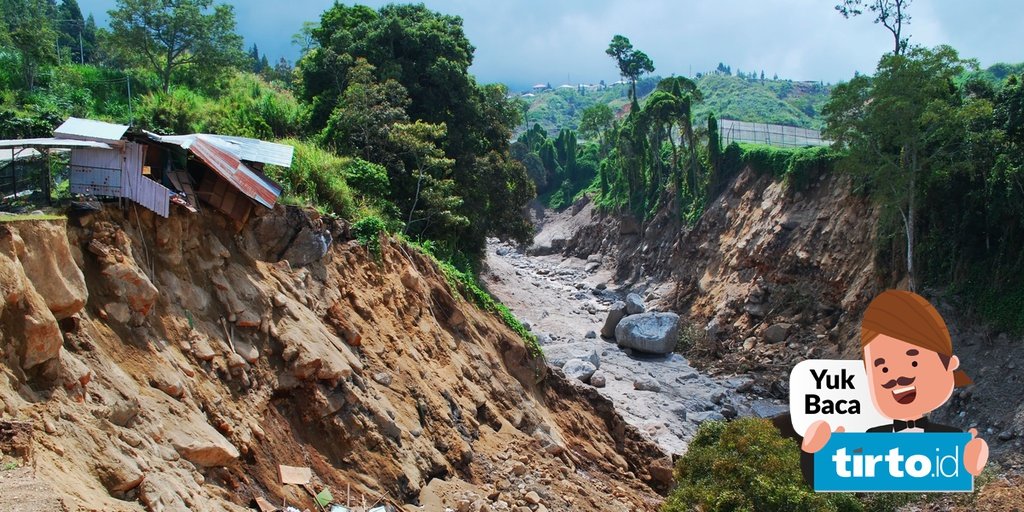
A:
[[54, 117, 128, 145], [199, 134, 294, 167], [187, 137, 282, 209], [144, 132, 293, 167], [0, 138, 113, 150]]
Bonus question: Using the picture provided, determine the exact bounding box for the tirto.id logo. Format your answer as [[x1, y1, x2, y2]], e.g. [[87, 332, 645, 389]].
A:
[[814, 433, 973, 492]]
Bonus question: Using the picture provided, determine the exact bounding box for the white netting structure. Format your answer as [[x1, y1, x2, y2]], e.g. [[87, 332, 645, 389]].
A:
[[719, 119, 829, 148]]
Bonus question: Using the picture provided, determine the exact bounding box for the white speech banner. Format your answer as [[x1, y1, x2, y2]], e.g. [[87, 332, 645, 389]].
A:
[[789, 359, 890, 436]]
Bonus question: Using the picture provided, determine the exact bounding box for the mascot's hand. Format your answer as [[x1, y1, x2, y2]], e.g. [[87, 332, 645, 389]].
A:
[[803, 420, 844, 453], [964, 428, 989, 477]]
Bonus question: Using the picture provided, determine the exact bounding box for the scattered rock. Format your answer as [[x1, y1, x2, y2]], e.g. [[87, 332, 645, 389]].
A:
[[281, 227, 331, 267], [600, 301, 627, 339], [97, 452, 145, 493], [373, 372, 393, 387], [624, 293, 646, 315], [615, 312, 679, 354], [742, 337, 757, 350], [633, 376, 661, 392], [105, 302, 132, 324], [584, 330, 597, 339], [151, 370, 186, 399], [561, 360, 597, 383], [524, 491, 541, 505], [166, 416, 240, 467], [689, 410, 726, 423], [751, 400, 788, 419], [763, 323, 792, 344], [590, 371, 607, 388]]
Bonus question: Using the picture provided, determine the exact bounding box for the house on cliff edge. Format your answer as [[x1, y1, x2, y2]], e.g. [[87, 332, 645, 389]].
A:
[[0, 117, 293, 226]]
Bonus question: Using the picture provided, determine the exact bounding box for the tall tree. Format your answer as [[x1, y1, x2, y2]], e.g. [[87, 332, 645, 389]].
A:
[[835, 0, 912, 56], [1, 0, 58, 89], [605, 35, 654, 100], [106, 0, 245, 92], [823, 45, 964, 290], [300, 3, 533, 254], [56, 0, 85, 63]]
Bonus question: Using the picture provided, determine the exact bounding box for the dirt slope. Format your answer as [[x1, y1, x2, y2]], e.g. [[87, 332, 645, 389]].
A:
[[0, 205, 667, 511], [526, 166, 1024, 467]]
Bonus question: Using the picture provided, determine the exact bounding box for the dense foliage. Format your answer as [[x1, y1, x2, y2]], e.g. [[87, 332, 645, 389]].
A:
[[825, 45, 1024, 331], [298, 3, 534, 256], [665, 418, 861, 512], [519, 72, 830, 138], [1, 1, 540, 349]]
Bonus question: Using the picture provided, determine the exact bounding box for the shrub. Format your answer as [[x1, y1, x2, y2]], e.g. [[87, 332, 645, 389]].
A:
[[343, 158, 390, 198], [352, 215, 387, 258], [719, 142, 842, 191], [664, 418, 861, 512], [269, 138, 356, 219]]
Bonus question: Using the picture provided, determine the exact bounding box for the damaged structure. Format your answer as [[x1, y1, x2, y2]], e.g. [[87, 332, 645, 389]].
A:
[[0, 117, 293, 224]]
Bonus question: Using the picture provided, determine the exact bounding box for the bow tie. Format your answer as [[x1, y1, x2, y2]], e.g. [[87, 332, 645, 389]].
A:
[[893, 417, 929, 432]]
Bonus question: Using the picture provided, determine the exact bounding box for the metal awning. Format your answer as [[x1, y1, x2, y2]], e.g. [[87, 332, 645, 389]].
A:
[[0, 138, 113, 150]]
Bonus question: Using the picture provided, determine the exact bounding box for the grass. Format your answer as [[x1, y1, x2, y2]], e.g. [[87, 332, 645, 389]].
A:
[[0, 213, 66, 222]]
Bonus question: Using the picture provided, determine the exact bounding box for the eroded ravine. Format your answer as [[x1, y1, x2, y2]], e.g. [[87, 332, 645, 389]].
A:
[[483, 230, 786, 456]]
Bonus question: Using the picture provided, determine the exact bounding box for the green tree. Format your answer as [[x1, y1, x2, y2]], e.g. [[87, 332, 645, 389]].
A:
[[291, 21, 318, 57], [824, 45, 965, 290], [301, 3, 533, 255], [106, 0, 245, 92], [605, 35, 654, 100], [1, 0, 58, 89], [321, 58, 410, 164], [835, 0, 912, 56]]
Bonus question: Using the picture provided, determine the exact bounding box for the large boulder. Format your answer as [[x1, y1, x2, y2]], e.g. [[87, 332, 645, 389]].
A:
[[166, 413, 240, 467], [281, 227, 332, 267], [625, 293, 646, 315], [14, 221, 87, 319], [600, 301, 627, 339], [615, 312, 679, 354]]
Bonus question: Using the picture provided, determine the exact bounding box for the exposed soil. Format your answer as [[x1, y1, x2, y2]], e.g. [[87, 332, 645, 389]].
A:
[[0, 206, 668, 511]]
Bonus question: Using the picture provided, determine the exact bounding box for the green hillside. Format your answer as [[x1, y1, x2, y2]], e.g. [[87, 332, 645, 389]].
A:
[[519, 72, 832, 136]]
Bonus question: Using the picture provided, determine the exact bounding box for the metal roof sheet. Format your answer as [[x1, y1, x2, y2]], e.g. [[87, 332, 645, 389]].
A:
[[0, 138, 113, 150], [54, 117, 128, 145], [144, 132, 293, 167], [187, 137, 282, 209], [199, 134, 294, 167]]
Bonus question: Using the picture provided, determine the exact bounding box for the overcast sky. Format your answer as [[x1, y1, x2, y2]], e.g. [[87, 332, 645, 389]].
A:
[[77, 0, 1024, 90]]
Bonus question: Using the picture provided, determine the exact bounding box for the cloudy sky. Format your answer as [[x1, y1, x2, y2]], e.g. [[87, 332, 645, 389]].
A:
[[78, 0, 1024, 90]]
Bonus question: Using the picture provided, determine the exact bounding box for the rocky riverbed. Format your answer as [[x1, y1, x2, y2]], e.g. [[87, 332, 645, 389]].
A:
[[483, 238, 787, 455]]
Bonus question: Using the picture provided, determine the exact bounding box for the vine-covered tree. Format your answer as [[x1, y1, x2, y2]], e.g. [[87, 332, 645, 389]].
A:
[[106, 0, 245, 92]]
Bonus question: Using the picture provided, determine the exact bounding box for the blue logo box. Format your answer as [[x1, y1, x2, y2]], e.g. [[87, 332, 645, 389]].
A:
[[814, 432, 974, 492]]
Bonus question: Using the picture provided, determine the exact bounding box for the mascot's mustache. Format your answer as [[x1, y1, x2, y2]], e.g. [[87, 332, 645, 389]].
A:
[[881, 376, 916, 389]]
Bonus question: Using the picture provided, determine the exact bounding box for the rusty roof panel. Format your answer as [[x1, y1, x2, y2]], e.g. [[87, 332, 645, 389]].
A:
[[54, 117, 128, 145], [187, 137, 282, 209]]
